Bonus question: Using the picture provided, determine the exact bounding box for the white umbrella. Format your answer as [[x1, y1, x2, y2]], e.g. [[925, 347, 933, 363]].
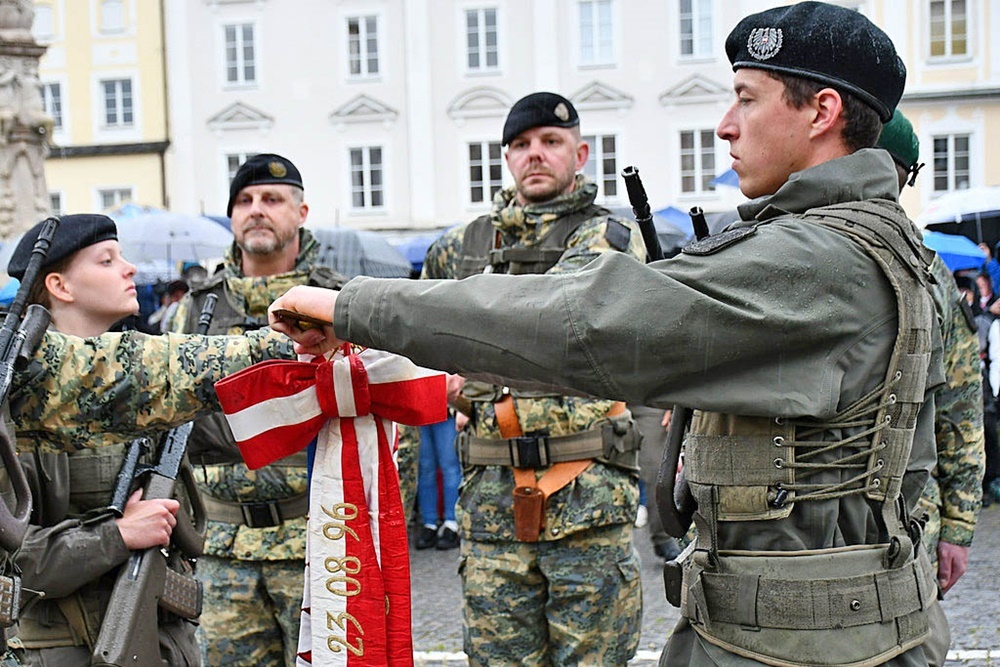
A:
[[915, 186, 1000, 227], [114, 211, 233, 264]]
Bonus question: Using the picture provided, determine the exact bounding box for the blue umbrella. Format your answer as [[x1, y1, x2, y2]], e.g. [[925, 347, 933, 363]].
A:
[[922, 230, 987, 272], [395, 233, 443, 273], [711, 169, 740, 188], [0, 278, 18, 306], [655, 206, 695, 238]]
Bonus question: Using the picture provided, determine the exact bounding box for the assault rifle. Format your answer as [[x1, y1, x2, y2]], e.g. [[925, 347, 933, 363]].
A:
[[92, 293, 217, 667], [0, 217, 60, 631]]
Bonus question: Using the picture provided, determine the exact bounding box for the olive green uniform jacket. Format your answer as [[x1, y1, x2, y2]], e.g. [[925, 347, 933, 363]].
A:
[[332, 149, 942, 665]]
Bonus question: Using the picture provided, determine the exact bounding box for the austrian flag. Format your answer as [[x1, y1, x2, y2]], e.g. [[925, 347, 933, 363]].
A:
[[215, 347, 447, 667]]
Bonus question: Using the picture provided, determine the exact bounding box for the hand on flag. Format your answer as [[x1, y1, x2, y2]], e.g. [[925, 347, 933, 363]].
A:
[[268, 285, 341, 356]]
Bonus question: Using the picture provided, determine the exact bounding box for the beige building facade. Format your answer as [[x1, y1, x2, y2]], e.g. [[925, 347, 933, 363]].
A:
[[31, 0, 997, 231], [33, 0, 169, 216]]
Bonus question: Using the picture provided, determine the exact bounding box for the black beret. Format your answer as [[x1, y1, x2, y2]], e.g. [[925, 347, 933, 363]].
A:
[[227, 153, 304, 217], [7, 214, 118, 280], [502, 92, 579, 146], [725, 1, 905, 122]]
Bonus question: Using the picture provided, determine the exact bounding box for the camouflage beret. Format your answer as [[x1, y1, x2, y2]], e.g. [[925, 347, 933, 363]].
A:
[[8, 214, 118, 280], [502, 92, 579, 146], [725, 1, 905, 122], [227, 153, 304, 217]]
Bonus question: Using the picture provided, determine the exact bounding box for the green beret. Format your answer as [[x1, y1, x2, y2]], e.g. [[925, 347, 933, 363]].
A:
[[877, 110, 924, 186], [726, 1, 905, 122], [227, 153, 303, 217], [7, 214, 118, 280], [502, 92, 579, 146]]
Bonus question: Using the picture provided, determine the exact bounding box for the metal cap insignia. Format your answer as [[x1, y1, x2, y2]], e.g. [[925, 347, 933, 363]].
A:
[[553, 102, 570, 122], [268, 161, 288, 178], [747, 27, 782, 60]]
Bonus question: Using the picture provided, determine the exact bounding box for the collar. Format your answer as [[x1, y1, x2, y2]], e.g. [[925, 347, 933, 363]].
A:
[[737, 149, 900, 224]]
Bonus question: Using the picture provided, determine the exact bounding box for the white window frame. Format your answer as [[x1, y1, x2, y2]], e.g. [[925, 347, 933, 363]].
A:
[[679, 0, 713, 59], [927, 0, 970, 61], [32, 3, 56, 42], [99, 77, 134, 127], [931, 133, 972, 192], [96, 186, 134, 211], [99, 0, 126, 34], [577, 0, 616, 68], [463, 6, 500, 74], [49, 191, 64, 217], [40, 81, 63, 131], [582, 133, 620, 202], [467, 140, 504, 206], [346, 14, 381, 79], [349, 146, 386, 212], [222, 21, 258, 87], [679, 129, 719, 195]]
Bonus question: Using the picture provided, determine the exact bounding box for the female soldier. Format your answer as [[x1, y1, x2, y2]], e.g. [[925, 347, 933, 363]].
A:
[[8, 214, 198, 666]]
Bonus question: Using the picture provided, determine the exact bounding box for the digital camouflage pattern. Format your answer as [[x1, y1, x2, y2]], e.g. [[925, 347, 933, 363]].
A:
[[196, 557, 302, 667], [460, 523, 641, 667], [920, 254, 985, 556], [11, 328, 290, 449], [169, 231, 326, 561], [424, 177, 644, 664], [396, 424, 420, 527], [170, 231, 331, 667], [422, 177, 646, 543]]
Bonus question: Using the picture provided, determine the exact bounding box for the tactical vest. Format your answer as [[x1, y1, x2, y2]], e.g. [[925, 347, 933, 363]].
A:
[[458, 205, 606, 405], [456, 207, 641, 471], [183, 265, 344, 467], [679, 201, 938, 667]]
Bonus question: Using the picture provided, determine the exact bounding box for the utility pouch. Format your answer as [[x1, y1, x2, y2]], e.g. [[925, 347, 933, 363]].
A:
[[0, 575, 20, 626], [663, 560, 682, 608], [512, 485, 545, 542]]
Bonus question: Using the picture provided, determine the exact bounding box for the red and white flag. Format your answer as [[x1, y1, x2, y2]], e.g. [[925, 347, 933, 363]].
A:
[[215, 346, 447, 666]]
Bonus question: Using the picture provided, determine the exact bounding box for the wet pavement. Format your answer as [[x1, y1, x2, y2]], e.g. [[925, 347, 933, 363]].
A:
[[410, 503, 1000, 665]]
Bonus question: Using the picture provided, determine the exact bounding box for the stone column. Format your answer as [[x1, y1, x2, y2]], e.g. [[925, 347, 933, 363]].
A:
[[0, 0, 52, 241]]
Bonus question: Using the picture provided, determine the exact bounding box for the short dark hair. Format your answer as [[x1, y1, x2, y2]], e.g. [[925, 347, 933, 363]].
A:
[[768, 72, 883, 153], [28, 254, 73, 309]]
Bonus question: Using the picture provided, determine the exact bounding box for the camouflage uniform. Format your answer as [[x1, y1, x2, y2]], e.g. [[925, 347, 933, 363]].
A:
[[920, 255, 985, 562], [5, 328, 289, 666], [396, 424, 420, 528], [169, 229, 343, 667], [423, 178, 646, 666]]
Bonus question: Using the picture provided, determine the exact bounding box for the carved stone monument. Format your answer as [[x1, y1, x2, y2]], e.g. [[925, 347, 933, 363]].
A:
[[0, 0, 52, 240]]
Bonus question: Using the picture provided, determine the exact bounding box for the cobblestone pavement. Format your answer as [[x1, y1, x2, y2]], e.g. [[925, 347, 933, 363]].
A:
[[410, 503, 1000, 665]]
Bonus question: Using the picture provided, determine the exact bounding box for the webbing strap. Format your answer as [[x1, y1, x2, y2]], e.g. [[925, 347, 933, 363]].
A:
[[688, 556, 934, 630]]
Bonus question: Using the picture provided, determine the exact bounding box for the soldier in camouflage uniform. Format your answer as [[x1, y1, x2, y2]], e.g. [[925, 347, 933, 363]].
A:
[[168, 154, 344, 667], [270, 6, 950, 666], [0, 222, 293, 666], [418, 92, 646, 666], [877, 111, 986, 666]]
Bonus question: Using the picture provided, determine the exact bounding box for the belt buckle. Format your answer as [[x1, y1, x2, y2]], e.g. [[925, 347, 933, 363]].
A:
[[511, 432, 549, 468], [240, 501, 281, 528]]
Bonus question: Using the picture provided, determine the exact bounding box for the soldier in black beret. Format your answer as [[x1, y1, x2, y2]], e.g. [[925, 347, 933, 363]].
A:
[[7, 214, 126, 318], [270, 3, 945, 667], [168, 149, 346, 666]]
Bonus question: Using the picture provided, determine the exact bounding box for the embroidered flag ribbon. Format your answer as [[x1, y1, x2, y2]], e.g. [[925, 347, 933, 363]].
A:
[[215, 348, 447, 667]]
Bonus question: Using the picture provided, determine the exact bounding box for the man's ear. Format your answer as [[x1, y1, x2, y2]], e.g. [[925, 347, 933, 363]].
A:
[[298, 202, 309, 228], [809, 88, 845, 140], [44, 272, 74, 305]]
